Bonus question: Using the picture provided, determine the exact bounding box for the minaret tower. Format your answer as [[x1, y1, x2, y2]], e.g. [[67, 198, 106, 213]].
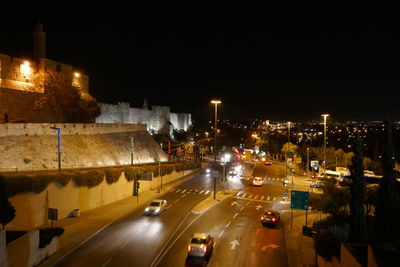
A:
[[33, 22, 46, 64]]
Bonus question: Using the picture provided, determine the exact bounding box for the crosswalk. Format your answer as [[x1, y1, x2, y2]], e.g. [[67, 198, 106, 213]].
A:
[[168, 188, 285, 203]]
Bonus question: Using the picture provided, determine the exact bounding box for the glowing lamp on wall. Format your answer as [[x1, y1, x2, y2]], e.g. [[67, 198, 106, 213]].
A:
[[74, 72, 81, 78], [20, 61, 32, 76]]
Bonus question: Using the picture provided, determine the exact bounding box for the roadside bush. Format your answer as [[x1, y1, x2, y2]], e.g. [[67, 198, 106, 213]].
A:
[[54, 173, 71, 186], [105, 168, 122, 184], [33, 175, 53, 193], [72, 171, 104, 188], [39, 227, 64, 248], [4, 175, 34, 197], [124, 167, 139, 181], [161, 164, 174, 175]]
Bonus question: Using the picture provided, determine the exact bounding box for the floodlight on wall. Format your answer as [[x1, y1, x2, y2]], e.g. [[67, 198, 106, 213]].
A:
[[74, 72, 80, 78]]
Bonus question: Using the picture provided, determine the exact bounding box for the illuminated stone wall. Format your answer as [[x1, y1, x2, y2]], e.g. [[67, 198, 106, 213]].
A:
[[0, 123, 168, 172], [96, 102, 192, 136]]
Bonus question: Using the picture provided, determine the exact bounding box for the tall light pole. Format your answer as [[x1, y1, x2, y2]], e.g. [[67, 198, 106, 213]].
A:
[[306, 147, 310, 179], [130, 136, 134, 166], [322, 114, 329, 178], [286, 122, 291, 181], [211, 100, 221, 162]]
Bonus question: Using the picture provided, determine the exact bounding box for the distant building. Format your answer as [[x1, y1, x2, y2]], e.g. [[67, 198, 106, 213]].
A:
[[96, 101, 192, 136]]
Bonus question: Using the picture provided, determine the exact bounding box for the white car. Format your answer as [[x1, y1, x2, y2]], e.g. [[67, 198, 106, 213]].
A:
[[144, 199, 167, 215], [187, 233, 214, 258], [252, 177, 263, 186]]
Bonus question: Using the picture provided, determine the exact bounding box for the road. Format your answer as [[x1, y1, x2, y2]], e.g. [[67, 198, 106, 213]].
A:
[[55, 160, 293, 267]]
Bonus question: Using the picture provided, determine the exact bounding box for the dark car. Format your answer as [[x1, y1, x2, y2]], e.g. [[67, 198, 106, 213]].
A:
[[261, 210, 280, 227]]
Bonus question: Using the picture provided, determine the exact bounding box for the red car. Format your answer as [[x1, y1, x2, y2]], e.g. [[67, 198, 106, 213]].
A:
[[261, 210, 280, 227]]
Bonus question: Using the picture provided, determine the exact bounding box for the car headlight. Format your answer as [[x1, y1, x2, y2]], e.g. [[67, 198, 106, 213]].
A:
[[145, 207, 149, 212], [155, 208, 160, 212]]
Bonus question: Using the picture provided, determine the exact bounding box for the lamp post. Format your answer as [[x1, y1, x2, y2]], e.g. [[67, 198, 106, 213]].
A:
[[286, 122, 291, 182], [50, 127, 61, 171], [322, 114, 329, 178], [211, 100, 221, 162], [306, 147, 310, 179], [130, 136, 134, 166]]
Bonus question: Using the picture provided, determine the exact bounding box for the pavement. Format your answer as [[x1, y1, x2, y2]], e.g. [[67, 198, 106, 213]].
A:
[[36, 165, 318, 267], [284, 174, 319, 267]]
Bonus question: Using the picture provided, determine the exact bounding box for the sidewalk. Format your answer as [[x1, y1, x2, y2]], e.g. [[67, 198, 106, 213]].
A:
[[37, 171, 198, 267], [285, 174, 319, 267]]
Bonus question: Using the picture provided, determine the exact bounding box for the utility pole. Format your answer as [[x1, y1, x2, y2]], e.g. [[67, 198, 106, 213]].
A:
[[211, 100, 221, 162], [130, 137, 134, 166], [322, 114, 329, 178], [306, 147, 310, 179]]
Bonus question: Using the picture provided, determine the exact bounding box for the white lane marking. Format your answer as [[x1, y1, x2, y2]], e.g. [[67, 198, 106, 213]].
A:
[[240, 206, 245, 211], [166, 204, 172, 209], [181, 194, 187, 198], [102, 257, 112, 267], [194, 190, 199, 193], [226, 221, 232, 228], [248, 194, 254, 199], [170, 189, 176, 192], [119, 240, 128, 250], [254, 195, 259, 200], [260, 196, 265, 200], [175, 189, 181, 193], [267, 196, 271, 201], [174, 199, 179, 203], [181, 189, 187, 193], [273, 197, 277, 201], [236, 192, 241, 197], [242, 193, 247, 198], [217, 191, 222, 194], [200, 190, 204, 194], [233, 213, 238, 219], [218, 230, 225, 238]]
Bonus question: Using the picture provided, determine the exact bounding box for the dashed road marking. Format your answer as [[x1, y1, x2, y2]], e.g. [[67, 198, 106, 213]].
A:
[[175, 189, 181, 193], [218, 230, 225, 238], [267, 196, 271, 201], [233, 213, 238, 219], [181, 189, 187, 193], [226, 221, 232, 228], [260, 196, 265, 200], [102, 257, 112, 267]]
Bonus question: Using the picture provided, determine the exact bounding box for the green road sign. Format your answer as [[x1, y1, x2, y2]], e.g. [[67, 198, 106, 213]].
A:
[[290, 190, 309, 210]]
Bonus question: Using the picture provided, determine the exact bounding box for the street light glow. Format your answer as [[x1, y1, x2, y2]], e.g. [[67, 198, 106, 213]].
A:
[[211, 100, 221, 104]]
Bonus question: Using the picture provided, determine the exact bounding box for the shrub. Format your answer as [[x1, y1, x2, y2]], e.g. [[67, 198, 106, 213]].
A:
[[5, 230, 28, 244], [105, 169, 122, 184], [124, 167, 138, 182], [23, 158, 31, 164], [162, 164, 174, 175], [54, 173, 71, 186], [72, 171, 104, 188], [33, 175, 53, 193], [39, 227, 64, 248]]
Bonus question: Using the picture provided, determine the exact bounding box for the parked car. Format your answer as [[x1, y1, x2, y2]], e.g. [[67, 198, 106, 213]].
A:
[[252, 177, 263, 186], [144, 199, 167, 215], [310, 181, 324, 188], [261, 210, 280, 227], [264, 160, 272, 166], [187, 233, 214, 258]]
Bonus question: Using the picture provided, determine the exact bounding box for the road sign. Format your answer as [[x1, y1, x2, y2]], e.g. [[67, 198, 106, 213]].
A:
[[303, 225, 319, 237], [290, 190, 309, 210]]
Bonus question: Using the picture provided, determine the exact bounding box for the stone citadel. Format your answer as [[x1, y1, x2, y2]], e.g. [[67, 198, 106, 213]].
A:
[[0, 23, 191, 135]]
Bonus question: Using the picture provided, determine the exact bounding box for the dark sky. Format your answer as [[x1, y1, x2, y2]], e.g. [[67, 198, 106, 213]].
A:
[[1, 3, 400, 122]]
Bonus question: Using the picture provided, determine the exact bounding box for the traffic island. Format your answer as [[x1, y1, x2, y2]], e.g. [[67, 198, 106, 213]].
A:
[[191, 190, 236, 214]]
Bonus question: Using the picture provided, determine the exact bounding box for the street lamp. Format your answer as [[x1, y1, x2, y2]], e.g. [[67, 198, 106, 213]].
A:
[[211, 100, 221, 162], [286, 122, 291, 182], [50, 127, 61, 171], [130, 136, 134, 166], [321, 114, 329, 177]]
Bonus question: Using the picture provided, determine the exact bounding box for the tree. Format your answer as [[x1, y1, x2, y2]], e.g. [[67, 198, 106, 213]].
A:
[[349, 133, 366, 243], [374, 122, 400, 243], [0, 177, 16, 229], [33, 69, 100, 122]]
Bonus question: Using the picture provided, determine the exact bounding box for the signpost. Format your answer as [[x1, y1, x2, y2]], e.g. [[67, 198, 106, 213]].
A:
[[290, 190, 310, 230], [48, 208, 58, 228]]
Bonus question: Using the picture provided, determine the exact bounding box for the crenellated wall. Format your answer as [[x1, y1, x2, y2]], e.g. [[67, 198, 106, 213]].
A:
[[96, 102, 192, 136]]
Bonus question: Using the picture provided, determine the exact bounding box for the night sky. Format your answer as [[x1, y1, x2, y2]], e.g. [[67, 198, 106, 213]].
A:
[[1, 3, 400, 122]]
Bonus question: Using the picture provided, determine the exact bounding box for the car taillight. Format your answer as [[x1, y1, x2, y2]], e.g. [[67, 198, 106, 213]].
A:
[[272, 218, 276, 222], [203, 247, 207, 253], [188, 245, 192, 252], [261, 216, 265, 220]]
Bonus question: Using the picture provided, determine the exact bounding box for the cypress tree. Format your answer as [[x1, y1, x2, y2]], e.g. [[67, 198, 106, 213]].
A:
[[374, 122, 400, 243], [349, 133, 366, 243]]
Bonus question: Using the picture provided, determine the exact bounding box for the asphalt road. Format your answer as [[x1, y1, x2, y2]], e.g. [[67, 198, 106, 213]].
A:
[[55, 160, 291, 267], [156, 161, 291, 267]]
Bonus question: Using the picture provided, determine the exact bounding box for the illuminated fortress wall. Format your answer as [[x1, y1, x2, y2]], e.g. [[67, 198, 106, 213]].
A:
[[96, 102, 192, 136]]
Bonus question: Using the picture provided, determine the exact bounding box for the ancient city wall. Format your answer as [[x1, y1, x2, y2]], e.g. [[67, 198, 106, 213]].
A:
[[96, 102, 192, 135], [0, 123, 167, 172]]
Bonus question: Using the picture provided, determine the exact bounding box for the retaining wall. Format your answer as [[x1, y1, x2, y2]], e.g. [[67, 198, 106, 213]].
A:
[[8, 169, 193, 230]]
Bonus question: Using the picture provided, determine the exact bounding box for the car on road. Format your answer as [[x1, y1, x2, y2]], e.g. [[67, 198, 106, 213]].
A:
[[144, 199, 167, 215], [252, 158, 259, 162], [261, 210, 280, 227], [263, 160, 272, 165], [310, 181, 324, 188], [187, 233, 214, 258], [252, 177, 263, 186]]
